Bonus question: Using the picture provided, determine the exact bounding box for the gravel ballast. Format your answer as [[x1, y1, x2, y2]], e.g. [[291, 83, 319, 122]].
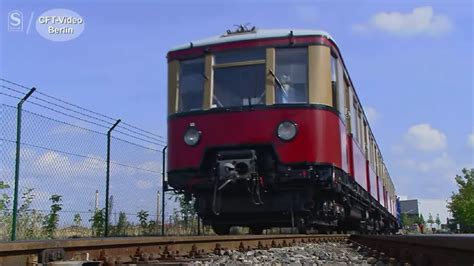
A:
[[191, 241, 377, 265]]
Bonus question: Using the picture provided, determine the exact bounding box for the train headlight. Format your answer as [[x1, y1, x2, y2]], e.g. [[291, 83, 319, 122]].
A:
[[276, 121, 297, 141], [183, 127, 201, 146]]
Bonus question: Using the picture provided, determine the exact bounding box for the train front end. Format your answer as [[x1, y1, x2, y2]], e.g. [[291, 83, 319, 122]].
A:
[[167, 28, 353, 234]]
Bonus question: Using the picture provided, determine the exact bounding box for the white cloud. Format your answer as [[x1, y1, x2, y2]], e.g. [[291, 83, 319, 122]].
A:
[[468, 132, 474, 149], [365, 107, 379, 124], [399, 153, 455, 176], [33, 151, 106, 179], [353, 6, 452, 37], [404, 123, 447, 152]]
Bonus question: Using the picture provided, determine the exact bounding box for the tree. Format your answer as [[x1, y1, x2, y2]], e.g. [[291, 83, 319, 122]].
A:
[[427, 213, 434, 228], [174, 194, 197, 234], [43, 194, 63, 238], [0, 181, 11, 214], [89, 208, 105, 237], [415, 214, 425, 225], [435, 214, 441, 229], [114, 211, 129, 236], [0, 181, 11, 240], [447, 168, 474, 233], [178, 196, 196, 226], [73, 213, 82, 227], [401, 213, 414, 228], [18, 188, 38, 239]]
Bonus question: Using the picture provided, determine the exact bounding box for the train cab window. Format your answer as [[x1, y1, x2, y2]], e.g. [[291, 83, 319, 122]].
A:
[[213, 49, 266, 107], [178, 58, 205, 112], [274, 48, 308, 104], [215, 49, 265, 64]]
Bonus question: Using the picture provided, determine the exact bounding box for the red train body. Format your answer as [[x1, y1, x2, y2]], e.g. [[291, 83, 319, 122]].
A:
[[166, 27, 398, 234]]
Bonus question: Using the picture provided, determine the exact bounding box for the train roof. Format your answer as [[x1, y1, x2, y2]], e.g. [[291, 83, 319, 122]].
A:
[[170, 29, 336, 51]]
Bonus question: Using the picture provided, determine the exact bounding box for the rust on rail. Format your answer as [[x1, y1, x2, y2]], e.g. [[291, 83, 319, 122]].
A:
[[349, 234, 474, 266], [0, 234, 348, 265]]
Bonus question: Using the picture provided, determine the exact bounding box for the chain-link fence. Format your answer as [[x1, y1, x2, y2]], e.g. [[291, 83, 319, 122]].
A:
[[0, 78, 180, 241]]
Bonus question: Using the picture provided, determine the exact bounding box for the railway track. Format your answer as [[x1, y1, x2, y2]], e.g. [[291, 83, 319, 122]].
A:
[[0, 234, 347, 265], [350, 234, 474, 266], [0, 234, 473, 265]]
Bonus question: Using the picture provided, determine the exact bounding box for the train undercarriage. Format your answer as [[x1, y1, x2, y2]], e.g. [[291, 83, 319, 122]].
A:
[[171, 147, 398, 235]]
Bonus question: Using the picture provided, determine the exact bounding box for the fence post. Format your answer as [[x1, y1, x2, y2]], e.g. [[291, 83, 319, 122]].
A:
[[161, 145, 167, 236], [11, 87, 36, 241], [105, 119, 121, 237]]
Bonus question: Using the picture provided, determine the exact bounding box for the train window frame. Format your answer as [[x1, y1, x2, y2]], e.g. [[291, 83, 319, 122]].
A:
[[274, 47, 309, 104], [363, 120, 368, 155], [371, 136, 376, 168], [178, 57, 206, 112], [376, 150, 380, 176], [212, 49, 266, 108], [379, 152, 383, 177], [368, 135, 373, 168], [374, 145, 378, 174]]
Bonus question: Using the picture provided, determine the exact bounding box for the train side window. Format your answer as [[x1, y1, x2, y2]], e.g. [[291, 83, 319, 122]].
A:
[[353, 101, 359, 142], [374, 146, 378, 174], [336, 60, 346, 115], [351, 97, 358, 139], [330, 55, 338, 108], [371, 137, 376, 167], [363, 120, 368, 155], [274, 48, 308, 104], [178, 58, 205, 112], [368, 136, 373, 165], [358, 108, 363, 146]]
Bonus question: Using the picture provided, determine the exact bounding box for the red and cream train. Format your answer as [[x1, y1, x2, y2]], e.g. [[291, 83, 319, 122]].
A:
[[166, 27, 398, 234]]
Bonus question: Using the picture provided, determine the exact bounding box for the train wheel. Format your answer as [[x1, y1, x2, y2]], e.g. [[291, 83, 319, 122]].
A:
[[212, 224, 231, 235], [249, 226, 264, 235]]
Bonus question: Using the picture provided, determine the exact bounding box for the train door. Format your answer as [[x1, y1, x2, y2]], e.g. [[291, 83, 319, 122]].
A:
[[344, 78, 351, 133], [333, 56, 349, 173], [344, 78, 354, 177]]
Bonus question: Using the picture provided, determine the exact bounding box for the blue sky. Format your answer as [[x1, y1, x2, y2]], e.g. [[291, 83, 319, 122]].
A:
[[1, 0, 473, 223]]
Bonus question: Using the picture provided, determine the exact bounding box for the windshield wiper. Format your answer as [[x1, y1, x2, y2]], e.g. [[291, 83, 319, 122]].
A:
[[213, 95, 224, 107], [269, 69, 288, 98]]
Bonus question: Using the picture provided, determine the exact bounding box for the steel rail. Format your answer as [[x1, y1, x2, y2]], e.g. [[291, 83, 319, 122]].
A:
[[0, 234, 348, 265], [349, 234, 474, 266]]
